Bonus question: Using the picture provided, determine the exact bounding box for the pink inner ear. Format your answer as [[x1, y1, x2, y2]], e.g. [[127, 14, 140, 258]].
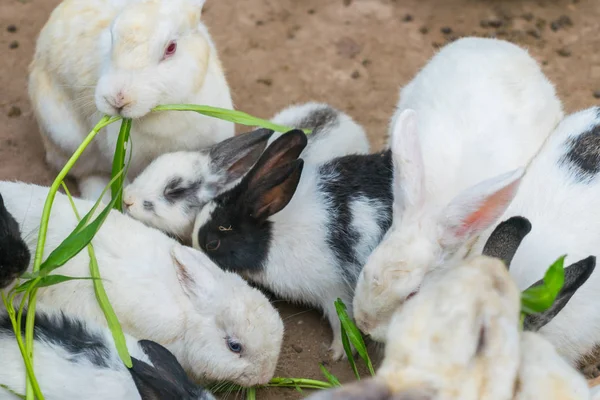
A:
[[454, 179, 521, 239]]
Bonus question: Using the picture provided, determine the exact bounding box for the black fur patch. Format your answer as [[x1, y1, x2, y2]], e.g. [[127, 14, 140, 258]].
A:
[[296, 106, 339, 134], [143, 200, 154, 212], [0, 309, 111, 368], [0, 193, 31, 289], [318, 150, 394, 285], [561, 115, 600, 182], [195, 183, 272, 275]]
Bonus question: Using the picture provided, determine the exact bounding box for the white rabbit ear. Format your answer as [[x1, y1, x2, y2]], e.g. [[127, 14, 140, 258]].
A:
[[391, 109, 425, 211], [171, 245, 217, 300], [189, 0, 206, 11], [439, 168, 524, 248]]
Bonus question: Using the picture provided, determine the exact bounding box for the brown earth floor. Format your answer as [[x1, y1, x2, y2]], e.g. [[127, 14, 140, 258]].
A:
[[1, 0, 600, 399]]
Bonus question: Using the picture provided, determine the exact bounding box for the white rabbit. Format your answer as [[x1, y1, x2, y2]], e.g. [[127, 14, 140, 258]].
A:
[[0, 305, 215, 400], [28, 0, 234, 201], [356, 107, 600, 366], [353, 36, 563, 341], [122, 102, 369, 240], [0, 181, 283, 387]]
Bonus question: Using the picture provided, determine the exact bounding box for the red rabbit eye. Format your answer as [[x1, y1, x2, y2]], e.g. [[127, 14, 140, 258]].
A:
[[164, 41, 177, 58]]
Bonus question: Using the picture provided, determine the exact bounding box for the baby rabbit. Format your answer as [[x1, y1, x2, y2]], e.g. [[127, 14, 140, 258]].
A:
[[355, 107, 600, 367], [0, 181, 283, 387], [0, 193, 30, 289], [123, 102, 369, 241], [0, 305, 215, 400], [29, 0, 234, 201], [354, 36, 564, 340], [193, 130, 393, 360]]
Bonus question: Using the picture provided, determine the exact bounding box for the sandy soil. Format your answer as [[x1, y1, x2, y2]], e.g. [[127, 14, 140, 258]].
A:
[[1, 0, 599, 398]]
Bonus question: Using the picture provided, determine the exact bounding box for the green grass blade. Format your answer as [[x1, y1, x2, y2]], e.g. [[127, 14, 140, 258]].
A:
[[340, 324, 359, 379], [521, 255, 566, 315], [61, 181, 133, 368], [319, 364, 342, 387], [110, 118, 132, 211], [15, 275, 98, 293], [152, 104, 311, 134], [39, 171, 125, 274], [335, 298, 375, 376], [246, 387, 256, 400]]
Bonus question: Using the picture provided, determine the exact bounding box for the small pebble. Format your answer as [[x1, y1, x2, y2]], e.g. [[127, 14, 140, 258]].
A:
[[419, 26, 429, 34], [440, 26, 452, 34], [307, 9, 315, 14], [361, 58, 371, 67], [255, 20, 264, 26], [521, 12, 534, 22], [542, 60, 549, 66], [557, 47, 572, 57], [593, 91, 600, 99], [343, 0, 352, 5], [536, 18, 547, 30], [351, 70, 360, 79], [481, 18, 504, 28], [9, 41, 19, 49], [292, 344, 303, 353], [8, 106, 21, 118], [526, 28, 541, 39], [297, 320, 304, 325], [403, 14, 413, 22], [257, 78, 272, 86], [7, 24, 17, 33]]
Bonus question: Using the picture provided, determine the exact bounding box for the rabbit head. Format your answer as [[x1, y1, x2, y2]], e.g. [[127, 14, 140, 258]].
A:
[[123, 129, 274, 240], [354, 109, 524, 341], [95, 0, 211, 118], [168, 245, 284, 386]]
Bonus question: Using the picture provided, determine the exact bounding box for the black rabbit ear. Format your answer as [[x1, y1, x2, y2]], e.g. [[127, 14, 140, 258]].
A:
[[524, 256, 596, 331], [130, 340, 205, 400], [245, 159, 304, 221], [245, 130, 307, 187], [482, 216, 532, 269], [209, 128, 274, 187]]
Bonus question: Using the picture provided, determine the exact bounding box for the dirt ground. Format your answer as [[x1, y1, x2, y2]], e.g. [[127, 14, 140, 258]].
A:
[[1, 0, 599, 398]]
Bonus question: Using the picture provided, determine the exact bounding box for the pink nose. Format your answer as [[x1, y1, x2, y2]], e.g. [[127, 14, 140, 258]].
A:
[[107, 91, 131, 112]]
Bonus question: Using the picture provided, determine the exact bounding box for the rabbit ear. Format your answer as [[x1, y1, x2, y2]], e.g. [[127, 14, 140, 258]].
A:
[[439, 168, 524, 249], [245, 129, 307, 187], [244, 159, 304, 221], [391, 109, 425, 211], [524, 256, 596, 331], [482, 216, 532, 268], [171, 244, 218, 300], [137, 340, 198, 392], [209, 128, 274, 188]]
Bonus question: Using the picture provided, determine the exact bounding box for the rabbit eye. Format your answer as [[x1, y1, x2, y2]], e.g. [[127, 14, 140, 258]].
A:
[[163, 41, 177, 59], [164, 186, 188, 200], [206, 239, 220, 251], [227, 338, 243, 354]]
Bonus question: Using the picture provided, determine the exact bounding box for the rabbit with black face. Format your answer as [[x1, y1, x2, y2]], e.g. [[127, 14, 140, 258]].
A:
[[0, 193, 31, 289], [0, 305, 215, 400], [193, 130, 394, 360], [29, 0, 233, 201], [123, 102, 370, 241]]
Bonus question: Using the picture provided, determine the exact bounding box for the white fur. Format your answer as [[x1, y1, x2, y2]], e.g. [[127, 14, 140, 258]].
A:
[[29, 0, 234, 201], [123, 102, 369, 240], [354, 37, 563, 340], [0, 181, 283, 387]]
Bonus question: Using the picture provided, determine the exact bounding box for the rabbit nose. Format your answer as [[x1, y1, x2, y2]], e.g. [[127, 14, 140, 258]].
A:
[[106, 91, 131, 113], [123, 198, 134, 209]]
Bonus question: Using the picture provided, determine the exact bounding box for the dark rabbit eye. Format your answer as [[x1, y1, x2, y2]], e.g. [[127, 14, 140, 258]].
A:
[[206, 239, 220, 251], [164, 186, 188, 200], [227, 338, 243, 354]]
